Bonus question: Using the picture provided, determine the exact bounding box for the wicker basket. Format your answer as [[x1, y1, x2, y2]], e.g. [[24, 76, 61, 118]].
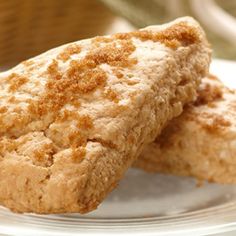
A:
[[0, 0, 114, 68]]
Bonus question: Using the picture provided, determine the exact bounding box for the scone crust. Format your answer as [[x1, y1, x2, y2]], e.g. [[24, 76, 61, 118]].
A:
[[0, 17, 211, 213]]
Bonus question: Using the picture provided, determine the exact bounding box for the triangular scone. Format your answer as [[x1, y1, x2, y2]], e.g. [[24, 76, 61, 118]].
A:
[[135, 75, 236, 184], [0, 17, 211, 214]]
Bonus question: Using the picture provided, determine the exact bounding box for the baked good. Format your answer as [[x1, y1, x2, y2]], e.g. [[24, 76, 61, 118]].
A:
[[0, 17, 211, 213], [135, 75, 236, 184]]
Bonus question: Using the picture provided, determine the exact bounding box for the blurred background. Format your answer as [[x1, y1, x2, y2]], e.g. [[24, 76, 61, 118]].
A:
[[1, 0, 236, 69]]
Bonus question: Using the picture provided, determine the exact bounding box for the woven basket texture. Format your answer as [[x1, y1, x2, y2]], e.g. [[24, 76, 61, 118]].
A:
[[0, 0, 113, 68]]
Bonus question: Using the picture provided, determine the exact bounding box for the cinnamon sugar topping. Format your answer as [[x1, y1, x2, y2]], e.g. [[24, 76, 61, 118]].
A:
[[94, 22, 198, 51], [87, 40, 137, 67], [57, 44, 81, 62], [39, 21, 196, 117], [7, 73, 29, 92], [103, 88, 119, 103], [115, 22, 200, 49], [30, 36, 137, 116], [200, 113, 231, 134], [5, 21, 199, 149], [22, 60, 34, 67], [71, 147, 86, 162]]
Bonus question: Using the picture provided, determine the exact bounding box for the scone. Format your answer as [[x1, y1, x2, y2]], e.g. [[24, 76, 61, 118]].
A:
[[0, 17, 211, 214], [135, 75, 236, 184]]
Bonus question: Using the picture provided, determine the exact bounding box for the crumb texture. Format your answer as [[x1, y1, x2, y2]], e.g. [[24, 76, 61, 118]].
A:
[[0, 17, 211, 213], [135, 76, 236, 184]]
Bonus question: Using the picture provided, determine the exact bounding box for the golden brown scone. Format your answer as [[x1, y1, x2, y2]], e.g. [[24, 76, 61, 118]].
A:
[[0, 17, 211, 214], [135, 75, 236, 184]]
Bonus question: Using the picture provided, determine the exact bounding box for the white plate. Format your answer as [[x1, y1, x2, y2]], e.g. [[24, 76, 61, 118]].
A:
[[1, 59, 236, 236]]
